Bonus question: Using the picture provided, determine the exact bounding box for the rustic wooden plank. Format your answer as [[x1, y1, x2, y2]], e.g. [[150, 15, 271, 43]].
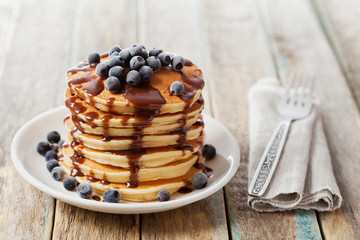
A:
[[0, 0, 74, 239], [203, 0, 323, 239], [138, 0, 228, 239], [261, 0, 360, 239], [51, 1, 140, 240]]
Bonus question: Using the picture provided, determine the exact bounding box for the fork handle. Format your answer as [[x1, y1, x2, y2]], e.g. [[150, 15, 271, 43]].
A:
[[248, 120, 291, 197]]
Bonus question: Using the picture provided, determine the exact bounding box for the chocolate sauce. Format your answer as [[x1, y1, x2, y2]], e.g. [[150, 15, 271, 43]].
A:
[[178, 187, 193, 194], [87, 176, 98, 182], [126, 149, 146, 188], [101, 115, 113, 142], [107, 97, 115, 112], [85, 112, 99, 122], [67, 62, 96, 75], [204, 167, 214, 178], [92, 196, 101, 201], [65, 97, 87, 114], [83, 77, 104, 96], [179, 71, 205, 109]]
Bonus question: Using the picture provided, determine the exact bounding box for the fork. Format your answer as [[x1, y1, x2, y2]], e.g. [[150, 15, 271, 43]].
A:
[[248, 75, 314, 197]]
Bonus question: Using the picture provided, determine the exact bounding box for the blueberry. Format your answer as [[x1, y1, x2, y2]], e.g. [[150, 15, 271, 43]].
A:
[[202, 144, 216, 160], [119, 48, 132, 63], [108, 45, 121, 55], [192, 172, 208, 189], [51, 143, 60, 152], [140, 49, 149, 59], [109, 56, 125, 68], [109, 51, 120, 57], [129, 44, 144, 57], [96, 63, 110, 78], [37, 142, 51, 156], [157, 190, 171, 202], [171, 55, 185, 71], [47, 159, 59, 172], [103, 189, 121, 203], [51, 166, 64, 181], [88, 53, 101, 64], [47, 131, 61, 143], [170, 81, 184, 95], [149, 48, 163, 57], [146, 56, 161, 72], [63, 177, 77, 191], [126, 70, 142, 87], [45, 150, 58, 161], [77, 182, 93, 199], [129, 56, 146, 70], [157, 52, 171, 66], [105, 76, 122, 93], [58, 139, 65, 148], [109, 66, 125, 81], [139, 66, 153, 82]]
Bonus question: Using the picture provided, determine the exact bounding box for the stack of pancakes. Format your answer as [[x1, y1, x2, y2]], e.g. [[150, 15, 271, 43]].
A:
[[59, 53, 206, 201]]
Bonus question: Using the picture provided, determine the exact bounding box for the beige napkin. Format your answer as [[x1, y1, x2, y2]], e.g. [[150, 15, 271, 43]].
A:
[[247, 78, 342, 212]]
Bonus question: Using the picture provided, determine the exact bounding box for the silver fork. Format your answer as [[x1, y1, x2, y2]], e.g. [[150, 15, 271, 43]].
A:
[[248, 75, 314, 197]]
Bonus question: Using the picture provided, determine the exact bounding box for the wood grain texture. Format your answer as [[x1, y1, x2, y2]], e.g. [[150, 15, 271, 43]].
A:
[[202, 0, 322, 239], [0, 0, 74, 239], [139, 1, 228, 239], [260, 0, 360, 239], [51, 1, 140, 240]]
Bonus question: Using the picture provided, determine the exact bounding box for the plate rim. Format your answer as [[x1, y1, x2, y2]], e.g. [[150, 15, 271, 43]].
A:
[[11, 106, 240, 214]]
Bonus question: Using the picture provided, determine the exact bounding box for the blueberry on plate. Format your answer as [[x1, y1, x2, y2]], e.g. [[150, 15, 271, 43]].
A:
[[103, 189, 121, 203], [129, 44, 144, 57], [146, 56, 161, 72], [170, 81, 184, 95], [157, 52, 171, 66], [108, 45, 121, 55], [109, 56, 125, 68], [192, 172, 208, 189], [51, 143, 60, 152], [77, 182, 93, 199], [157, 190, 171, 202], [119, 48, 132, 63], [105, 76, 122, 93], [47, 131, 61, 143], [63, 177, 77, 191], [46, 159, 59, 172], [126, 70, 142, 87], [171, 55, 185, 71], [129, 56, 146, 70], [108, 66, 125, 81], [37, 142, 51, 156], [51, 167, 64, 181], [45, 150, 58, 161], [202, 144, 216, 160], [139, 66, 153, 82], [149, 48, 163, 57], [96, 63, 110, 78], [88, 53, 101, 64]]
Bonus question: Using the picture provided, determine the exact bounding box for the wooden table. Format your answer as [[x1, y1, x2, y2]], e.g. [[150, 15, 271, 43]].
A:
[[1, 0, 359, 239]]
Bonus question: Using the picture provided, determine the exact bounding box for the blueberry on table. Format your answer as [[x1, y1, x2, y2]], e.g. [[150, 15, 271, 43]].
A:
[[149, 48, 163, 57], [171, 55, 185, 71], [77, 182, 93, 199], [129, 44, 144, 57], [139, 66, 153, 82], [47, 131, 61, 143], [129, 56, 146, 70], [170, 81, 184, 95], [51, 167, 64, 181], [119, 48, 132, 63], [96, 63, 110, 78], [109, 66, 125, 81], [88, 53, 101, 64], [146, 56, 161, 72], [63, 177, 77, 191], [126, 70, 142, 87], [46, 159, 59, 172], [157, 52, 171, 66], [37, 142, 51, 156], [108, 45, 121, 55], [45, 150, 58, 161], [192, 172, 208, 189], [105, 76, 122, 93], [157, 190, 171, 202], [109, 56, 125, 68], [202, 144, 216, 160], [103, 189, 121, 203]]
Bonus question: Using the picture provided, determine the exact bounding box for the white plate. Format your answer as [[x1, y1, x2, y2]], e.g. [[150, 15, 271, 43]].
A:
[[11, 106, 240, 214]]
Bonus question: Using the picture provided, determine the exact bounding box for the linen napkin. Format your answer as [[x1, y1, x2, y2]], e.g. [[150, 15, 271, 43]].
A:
[[247, 78, 342, 212]]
